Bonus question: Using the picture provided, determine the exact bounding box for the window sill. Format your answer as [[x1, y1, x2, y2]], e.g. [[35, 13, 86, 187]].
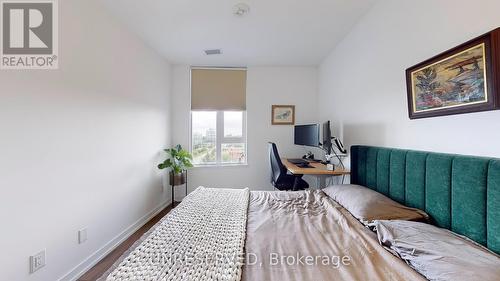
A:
[[192, 163, 249, 169]]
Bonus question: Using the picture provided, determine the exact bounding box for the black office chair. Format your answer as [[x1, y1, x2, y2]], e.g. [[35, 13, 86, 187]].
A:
[[268, 142, 309, 191]]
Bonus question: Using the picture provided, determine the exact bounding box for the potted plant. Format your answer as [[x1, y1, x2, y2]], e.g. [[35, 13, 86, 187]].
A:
[[158, 144, 193, 186]]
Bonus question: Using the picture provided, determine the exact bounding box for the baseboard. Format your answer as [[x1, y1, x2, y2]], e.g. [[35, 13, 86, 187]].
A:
[[58, 200, 171, 281]]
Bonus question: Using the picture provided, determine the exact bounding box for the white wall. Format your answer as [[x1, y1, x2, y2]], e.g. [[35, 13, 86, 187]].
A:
[[171, 66, 319, 194], [319, 0, 500, 158], [0, 1, 172, 280]]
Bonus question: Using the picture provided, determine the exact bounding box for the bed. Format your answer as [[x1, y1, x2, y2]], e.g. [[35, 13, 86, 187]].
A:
[[99, 145, 500, 281]]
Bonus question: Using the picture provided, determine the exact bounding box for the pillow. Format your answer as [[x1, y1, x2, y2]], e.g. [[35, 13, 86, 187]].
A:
[[322, 184, 428, 224], [374, 220, 500, 281]]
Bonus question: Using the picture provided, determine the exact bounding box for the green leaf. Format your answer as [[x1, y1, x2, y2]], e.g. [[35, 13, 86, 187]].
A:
[[165, 159, 174, 167], [158, 144, 194, 172]]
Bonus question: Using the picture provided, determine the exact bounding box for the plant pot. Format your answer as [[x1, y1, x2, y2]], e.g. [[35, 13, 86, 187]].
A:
[[169, 171, 187, 186]]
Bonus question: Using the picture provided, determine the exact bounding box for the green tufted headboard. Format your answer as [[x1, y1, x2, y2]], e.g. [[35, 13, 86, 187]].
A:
[[350, 145, 500, 254]]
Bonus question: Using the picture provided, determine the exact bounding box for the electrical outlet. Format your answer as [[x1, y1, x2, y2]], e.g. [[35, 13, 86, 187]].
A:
[[78, 228, 88, 244], [30, 250, 46, 273]]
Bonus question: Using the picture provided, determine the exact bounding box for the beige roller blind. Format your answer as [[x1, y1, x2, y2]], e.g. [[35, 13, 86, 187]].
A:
[[191, 68, 247, 110]]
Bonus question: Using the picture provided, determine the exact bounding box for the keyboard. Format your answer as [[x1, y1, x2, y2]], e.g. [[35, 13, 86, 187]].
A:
[[288, 158, 308, 165]]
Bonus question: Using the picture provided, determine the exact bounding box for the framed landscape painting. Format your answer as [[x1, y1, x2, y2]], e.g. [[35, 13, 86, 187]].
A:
[[271, 105, 295, 125], [406, 28, 500, 119]]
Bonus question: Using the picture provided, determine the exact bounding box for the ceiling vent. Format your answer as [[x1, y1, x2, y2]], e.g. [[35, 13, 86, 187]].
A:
[[204, 49, 222, 55]]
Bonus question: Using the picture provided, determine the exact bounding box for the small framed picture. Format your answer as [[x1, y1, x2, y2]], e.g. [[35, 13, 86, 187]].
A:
[[271, 105, 295, 125]]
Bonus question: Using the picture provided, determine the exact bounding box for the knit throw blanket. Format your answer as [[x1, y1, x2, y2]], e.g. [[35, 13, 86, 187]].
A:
[[105, 187, 250, 281]]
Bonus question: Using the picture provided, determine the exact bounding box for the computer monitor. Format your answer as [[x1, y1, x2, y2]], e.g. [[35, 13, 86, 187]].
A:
[[322, 121, 332, 154], [294, 124, 319, 147]]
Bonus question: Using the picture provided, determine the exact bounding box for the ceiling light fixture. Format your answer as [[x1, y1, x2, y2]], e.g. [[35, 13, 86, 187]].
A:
[[233, 3, 250, 17]]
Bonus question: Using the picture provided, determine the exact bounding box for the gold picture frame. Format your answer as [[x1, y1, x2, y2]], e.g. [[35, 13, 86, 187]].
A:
[[271, 105, 295, 125]]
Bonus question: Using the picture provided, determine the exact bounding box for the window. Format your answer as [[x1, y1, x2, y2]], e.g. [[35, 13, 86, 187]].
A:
[[191, 111, 247, 165], [191, 111, 217, 164], [190, 67, 247, 166]]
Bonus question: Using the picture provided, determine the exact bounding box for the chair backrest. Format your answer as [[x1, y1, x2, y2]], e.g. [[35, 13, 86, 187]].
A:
[[268, 142, 286, 185]]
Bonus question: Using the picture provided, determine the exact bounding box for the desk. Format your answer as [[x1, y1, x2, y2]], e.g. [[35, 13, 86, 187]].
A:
[[283, 158, 350, 188]]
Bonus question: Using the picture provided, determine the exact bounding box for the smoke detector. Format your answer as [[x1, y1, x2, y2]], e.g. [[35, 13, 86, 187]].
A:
[[204, 49, 222, 55], [233, 3, 250, 17]]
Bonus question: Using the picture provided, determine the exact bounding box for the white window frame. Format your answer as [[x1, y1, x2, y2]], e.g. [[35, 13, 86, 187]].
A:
[[190, 110, 247, 167]]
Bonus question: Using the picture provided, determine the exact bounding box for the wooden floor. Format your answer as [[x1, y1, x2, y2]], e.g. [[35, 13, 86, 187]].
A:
[[78, 204, 173, 281]]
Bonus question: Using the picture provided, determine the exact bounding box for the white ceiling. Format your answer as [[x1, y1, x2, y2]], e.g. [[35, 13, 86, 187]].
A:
[[102, 0, 376, 66]]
